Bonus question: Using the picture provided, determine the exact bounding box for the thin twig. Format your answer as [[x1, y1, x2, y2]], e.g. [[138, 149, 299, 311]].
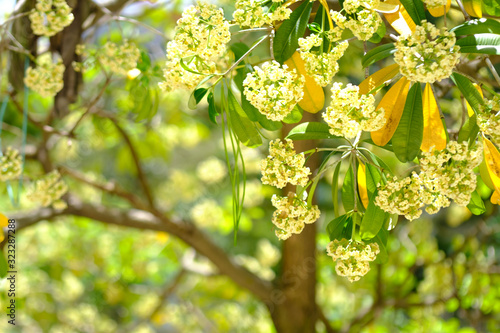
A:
[[485, 57, 500, 87]]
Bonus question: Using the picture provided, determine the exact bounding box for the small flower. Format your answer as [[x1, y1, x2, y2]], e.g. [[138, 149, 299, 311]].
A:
[[190, 198, 225, 229], [24, 56, 65, 98], [243, 60, 304, 121], [0, 147, 22, 181], [323, 82, 385, 139], [298, 30, 348, 87], [394, 21, 460, 83], [478, 96, 500, 146], [331, 0, 382, 41], [261, 139, 310, 189], [233, 0, 292, 28], [326, 239, 380, 282], [98, 41, 140, 76], [196, 157, 227, 184], [271, 192, 320, 240], [29, 0, 74, 37], [28, 170, 68, 208]]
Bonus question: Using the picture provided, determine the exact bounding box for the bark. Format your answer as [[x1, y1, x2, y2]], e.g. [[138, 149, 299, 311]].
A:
[[270, 112, 320, 333]]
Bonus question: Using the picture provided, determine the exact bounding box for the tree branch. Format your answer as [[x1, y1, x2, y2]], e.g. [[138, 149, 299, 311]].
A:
[[9, 195, 274, 302]]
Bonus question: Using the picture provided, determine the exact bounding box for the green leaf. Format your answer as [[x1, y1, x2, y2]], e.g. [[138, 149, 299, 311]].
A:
[[483, 0, 500, 16], [368, 19, 387, 44], [363, 138, 394, 152], [362, 43, 396, 68], [137, 51, 151, 72], [188, 88, 209, 110], [450, 72, 486, 114], [451, 18, 500, 36], [327, 214, 349, 241], [342, 165, 355, 212], [458, 113, 480, 147], [370, 228, 389, 264], [227, 90, 263, 148], [343, 216, 353, 240], [274, 0, 313, 63], [180, 57, 205, 75], [456, 33, 500, 55], [365, 164, 381, 199], [312, 5, 330, 52], [207, 92, 219, 124], [392, 83, 423, 163], [282, 105, 303, 124], [0, 251, 7, 278], [399, 0, 426, 25], [332, 161, 342, 218], [360, 190, 389, 240], [286, 122, 339, 140], [360, 149, 394, 177], [467, 190, 486, 215], [231, 42, 250, 63]]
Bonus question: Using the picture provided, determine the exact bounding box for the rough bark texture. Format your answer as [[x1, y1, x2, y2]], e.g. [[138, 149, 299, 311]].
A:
[[270, 112, 320, 333]]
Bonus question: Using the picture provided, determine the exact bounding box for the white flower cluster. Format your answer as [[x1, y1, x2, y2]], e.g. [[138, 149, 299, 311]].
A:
[[423, 0, 447, 8], [196, 156, 227, 184], [243, 61, 304, 121], [394, 21, 460, 83], [29, 0, 74, 37], [28, 170, 68, 209], [98, 41, 140, 76], [376, 142, 483, 220], [0, 147, 22, 181], [261, 139, 310, 189], [420, 141, 483, 208], [331, 0, 382, 41], [478, 97, 500, 146], [375, 172, 430, 221], [298, 31, 349, 87], [323, 82, 385, 139], [271, 192, 320, 240], [24, 58, 65, 98], [160, 2, 230, 92], [326, 239, 380, 282], [190, 198, 225, 229], [233, 0, 292, 28]]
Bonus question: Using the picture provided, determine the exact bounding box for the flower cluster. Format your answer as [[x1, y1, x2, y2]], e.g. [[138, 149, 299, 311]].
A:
[[323, 82, 385, 139], [375, 172, 430, 220], [423, 0, 447, 8], [160, 2, 230, 92], [394, 21, 460, 83], [98, 41, 140, 76], [233, 0, 292, 28], [331, 0, 382, 41], [298, 31, 349, 87], [327, 239, 380, 282], [376, 142, 483, 220], [261, 139, 310, 189], [28, 170, 68, 209], [478, 97, 500, 145], [190, 198, 225, 229], [420, 141, 483, 208], [243, 61, 304, 121], [24, 58, 65, 98], [29, 0, 74, 37], [196, 156, 227, 184], [0, 147, 22, 182], [271, 192, 320, 240]]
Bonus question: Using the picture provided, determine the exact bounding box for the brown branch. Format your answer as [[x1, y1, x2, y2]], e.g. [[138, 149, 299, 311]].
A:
[[9, 195, 274, 302]]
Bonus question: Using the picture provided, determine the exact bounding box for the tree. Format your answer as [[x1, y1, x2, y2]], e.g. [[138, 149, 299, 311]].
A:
[[1, 0, 500, 332]]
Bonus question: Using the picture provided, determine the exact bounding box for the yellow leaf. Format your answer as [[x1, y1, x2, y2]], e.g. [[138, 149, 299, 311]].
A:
[[358, 162, 369, 209], [466, 83, 483, 117], [0, 213, 8, 227], [359, 63, 400, 95], [317, 0, 334, 30], [383, 0, 416, 36], [462, 0, 482, 18], [428, 0, 451, 17], [375, 1, 400, 13], [371, 77, 411, 146], [483, 137, 500, 195], [491, 190, 500, 205], [480, 158, 496, 190], [284, 51, 325, 113], [421, 83, 447, 152]]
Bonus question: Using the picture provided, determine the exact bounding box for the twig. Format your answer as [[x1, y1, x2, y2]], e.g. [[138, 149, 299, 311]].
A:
[[222, 34, 270, 76], [454, 0, 471, 21], [485, 57, 500, 87]]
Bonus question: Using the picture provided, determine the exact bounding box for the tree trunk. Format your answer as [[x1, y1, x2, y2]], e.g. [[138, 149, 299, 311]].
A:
[[271, 112, 320, 332]]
